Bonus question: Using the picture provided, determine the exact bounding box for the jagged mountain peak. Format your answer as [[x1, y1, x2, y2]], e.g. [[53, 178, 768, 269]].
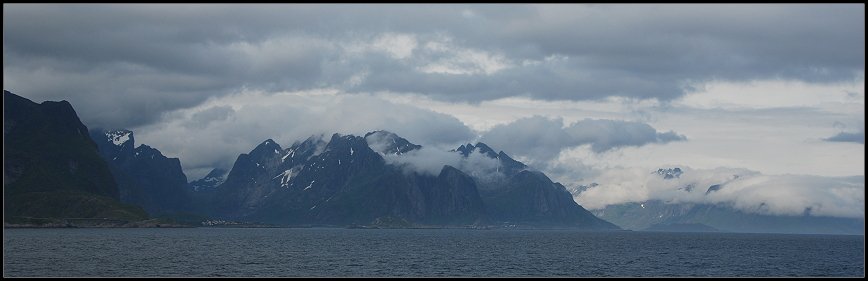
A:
[[134, 144, 165, 158], [90, 129, 135, 147], [316, 133, 383, 164], [324, 133, 367, 151], [453, 142, 527, 178], [365, 130, 422, 155], [250, 139, 283, 156], [189, 168, 229, 194], [205, 167, 230, 178], [283, 135, 328, 164], [89, 128, 138, 162], [705, 184, 724, 195], [655, 167, 683, 179], [454, 142, 498, 158], [205, 130, 619, 230], [288, 134, 325, 148]]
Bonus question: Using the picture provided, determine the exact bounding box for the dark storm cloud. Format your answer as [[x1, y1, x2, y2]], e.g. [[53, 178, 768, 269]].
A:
[[3, 4, 864, 131], [478, 115, 687, 164], [824, 131, 865, 144]]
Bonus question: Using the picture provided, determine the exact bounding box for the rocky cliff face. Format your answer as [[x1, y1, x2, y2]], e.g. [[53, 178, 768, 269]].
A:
[[209, 139, 287, 219], [188, 168, 228, 194], [207, 131, 618, 229], [3, 90, 147, 221], [421, 165, 491, 225], [209, 133, 492, 226], [90, 128, 197, 217], [4, 91, 118, 199], [456, 142, 619, 229]]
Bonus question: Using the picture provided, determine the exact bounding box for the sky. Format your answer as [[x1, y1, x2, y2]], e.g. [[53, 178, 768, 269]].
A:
[[4, 4, 864, 218]]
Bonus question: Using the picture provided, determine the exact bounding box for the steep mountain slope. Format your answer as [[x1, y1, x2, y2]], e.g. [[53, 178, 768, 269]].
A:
[[206, 130, 619, 229], [189, 168, 228, 194], [209, 133, 492, 226], [87, 129, 157, 213], [456, 143, 620, 229], [3, 90, 148, 221], [90, 129, 199, 217]]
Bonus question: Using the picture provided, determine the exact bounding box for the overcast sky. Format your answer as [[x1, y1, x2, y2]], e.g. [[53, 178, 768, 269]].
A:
[[4, 4, 864, 218]]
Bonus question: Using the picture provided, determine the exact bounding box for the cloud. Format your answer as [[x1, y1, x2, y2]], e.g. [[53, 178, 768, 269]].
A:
[[478, 115, 686, 165], [368, 138, 506, 179], [3, 4, 862, 211], [131, 89, 477, 180], [3, 4, 863, 131], [715, 174, 865, 218], [564, 118, 688, 153], [184, 105, 235, 129], [656, 130, 688, 143], [458, 147, 507, 182], [824, 131, 865, 144], [377, 147, 464, 177], [573, 166, 865, 218], [477, 115, 573, 163]]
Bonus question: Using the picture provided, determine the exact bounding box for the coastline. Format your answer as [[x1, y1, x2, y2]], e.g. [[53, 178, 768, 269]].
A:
[[4, 218, 194, 229]]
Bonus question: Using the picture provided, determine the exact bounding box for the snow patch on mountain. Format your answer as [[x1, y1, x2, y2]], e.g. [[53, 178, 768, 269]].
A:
[[105, 130, 131, 146], [189, 168, 229, 193]]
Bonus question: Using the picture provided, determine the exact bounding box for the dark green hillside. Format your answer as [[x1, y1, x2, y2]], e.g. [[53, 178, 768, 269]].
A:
[[4, 91, 118, 198], [3, 90, 148, 222], [4, 190, 148, 221]]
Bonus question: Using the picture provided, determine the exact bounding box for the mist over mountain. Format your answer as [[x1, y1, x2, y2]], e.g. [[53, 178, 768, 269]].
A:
[[189, 168, 229, 194], [205, 133, 494, 226], [6, 89, 860, 233], [577, 167, 865, 235], [202, 130, 620, 229]]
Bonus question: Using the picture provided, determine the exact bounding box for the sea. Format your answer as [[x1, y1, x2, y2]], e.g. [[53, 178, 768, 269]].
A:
[[3, 227, 864, 277]]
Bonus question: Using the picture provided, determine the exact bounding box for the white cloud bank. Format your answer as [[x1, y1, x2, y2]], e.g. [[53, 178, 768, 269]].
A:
[[573, 166, 864, 218]]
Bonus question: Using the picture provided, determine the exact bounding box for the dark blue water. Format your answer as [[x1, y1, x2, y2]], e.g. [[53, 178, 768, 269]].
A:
[[3, 228, 864, 277]]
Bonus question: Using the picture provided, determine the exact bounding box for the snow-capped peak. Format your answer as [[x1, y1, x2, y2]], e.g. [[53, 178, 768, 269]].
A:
[[105, 130, 131, 146]]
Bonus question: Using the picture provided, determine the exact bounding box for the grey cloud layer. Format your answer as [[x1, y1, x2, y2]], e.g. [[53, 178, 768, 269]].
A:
[[824, 131, 865, 144], [4, 4, 864, 130], [478, 115, 686, 165]]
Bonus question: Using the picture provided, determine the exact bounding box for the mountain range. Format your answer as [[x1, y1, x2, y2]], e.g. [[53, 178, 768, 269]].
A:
[[4, 90, 619, 229], [4, 90, 863, 234], [200, 131, 620, 229]]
